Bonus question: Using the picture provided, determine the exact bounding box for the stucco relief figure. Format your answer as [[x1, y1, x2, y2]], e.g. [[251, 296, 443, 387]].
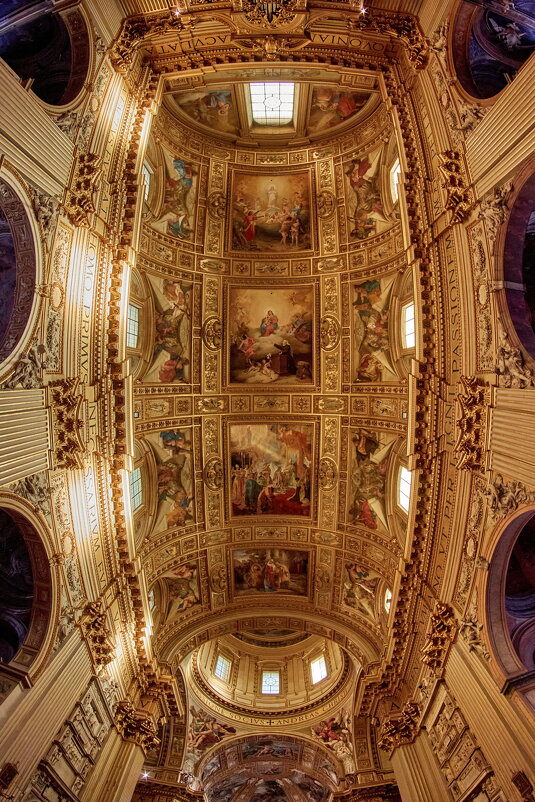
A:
[[229, 286, 313, 385], [231, 172, 311, 252], [233, 549, 308, 596], [344, 149, 391, 240], [352, 276, 396, 383], [229, 423, 313, 517], [151, 149, 197, 240], [349, 428, 395, 531], [145, 428, 194, 534], [311, 710, 356, 775], [144, 276, 192, 384]]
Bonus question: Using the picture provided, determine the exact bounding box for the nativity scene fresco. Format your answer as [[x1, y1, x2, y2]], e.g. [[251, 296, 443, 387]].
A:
[[145, 428, 194, 534], [229, 423, 314, 517], [150, 145, 197, 241], [306, 87, 372, 134], [144, 274, 192, 384], [231, 171, 312, 252], [228, 285, 314, 386], [348, 428, 396, 532], [352, 275, 396, 383], [233, 549, 309, 597], [344, 148, 392, 240], [168, 88, 240, 136]]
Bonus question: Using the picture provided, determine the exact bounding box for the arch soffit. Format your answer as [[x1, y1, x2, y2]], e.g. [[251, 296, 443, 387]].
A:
[[0, 162, 43, 378], [0, 493, 59, 683]]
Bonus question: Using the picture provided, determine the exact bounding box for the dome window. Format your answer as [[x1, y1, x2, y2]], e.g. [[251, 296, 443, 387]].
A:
[[261, 670, 280, 694], [310, 655, 327, 684], [214, 654, 232, 683]]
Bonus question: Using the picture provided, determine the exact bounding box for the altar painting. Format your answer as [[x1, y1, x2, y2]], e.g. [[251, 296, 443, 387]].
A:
[[229, 423, 313, 517], [151, 146, 197, 240], [348, 428, 396, 531], [170, 88, 239, 136], [352, 274, 396, 383], [231, 171, 312, 252], [307, 87, 371, 134], [344, 148, 391, 240], [233, 549, 309, 596], [144, 274, 192, 384], [228, 285, 314, 385], [145, 428, 194, 533]]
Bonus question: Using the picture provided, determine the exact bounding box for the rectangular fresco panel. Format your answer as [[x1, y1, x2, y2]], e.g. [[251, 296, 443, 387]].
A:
[[231, 171, 312, 252], [233, 549, 309, 597], [228, 285, 314, 385], [144, 274, 192, 384], [229, 423, 313, 517], [242, 740, 299, 759], [343, 148, 392, 240], [307, 87, 371, 134], [151, 145, 197, 241], [144, 428, 194, 533], [352, 274, 396, 383]]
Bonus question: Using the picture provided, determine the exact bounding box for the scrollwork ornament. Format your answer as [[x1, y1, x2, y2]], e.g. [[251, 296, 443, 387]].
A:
[[318, 457, 338, 491], [320, 315, 340, 351], [317, 190, 336, 219], [209, 563, 228, 592], [207, 191, 226, 220], [203, 456, 223, 491], [202, 315, 223, 351]]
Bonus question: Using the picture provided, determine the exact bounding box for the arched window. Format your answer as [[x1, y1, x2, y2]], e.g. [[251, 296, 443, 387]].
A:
[[504, 514, 535, 670], [451, 0, 535, 99]]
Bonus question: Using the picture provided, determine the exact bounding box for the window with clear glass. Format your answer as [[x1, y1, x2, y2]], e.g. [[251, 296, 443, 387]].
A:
[[384, 588, 392, 613], [127, 304, 140, 349], [261, 670, 280, 694], [214, 655, 232, 683], [402, 302, 415, 349], [390, 158, 401, 203], [249, 83, 295, 126], [129, 467, 143, 511], [399, 466, 412, 513], [310, 655, 327, 684], [141, 162, 153, 202]]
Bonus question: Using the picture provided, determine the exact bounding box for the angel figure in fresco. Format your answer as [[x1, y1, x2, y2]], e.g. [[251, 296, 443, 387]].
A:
[[157, 429, 193, 529], [165, 564, 199, 617], [161, 158, 195, 239], [346, 157, 386, 239], [343, 563, 379, 618]]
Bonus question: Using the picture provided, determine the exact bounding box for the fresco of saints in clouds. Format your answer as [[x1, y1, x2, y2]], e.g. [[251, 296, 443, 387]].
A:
[[145, 428, 194, 534], [307, 87, 371, 134], [151, 147, 197, 240], [342, 563, 380, 619], [348, 428, 395, 531], [352, 275, 397, 383], [229, 286, 313, 385], [229, 423, 313, 517], [231, 171, 312, 252], [242, 740, 298, 760], [250, 780, 287, 802], [184, 707, 237, 774], [344, 148, 391, 240], [144, 275, 191, 384], [233, 549, 308, 596], [170, 89, 239, 136], [149, 563, 200, 627]]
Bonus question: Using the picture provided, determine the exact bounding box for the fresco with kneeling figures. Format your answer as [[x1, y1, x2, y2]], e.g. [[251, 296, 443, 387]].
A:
[[228, 285, 314, 386], [233, 549, 309, 597]]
